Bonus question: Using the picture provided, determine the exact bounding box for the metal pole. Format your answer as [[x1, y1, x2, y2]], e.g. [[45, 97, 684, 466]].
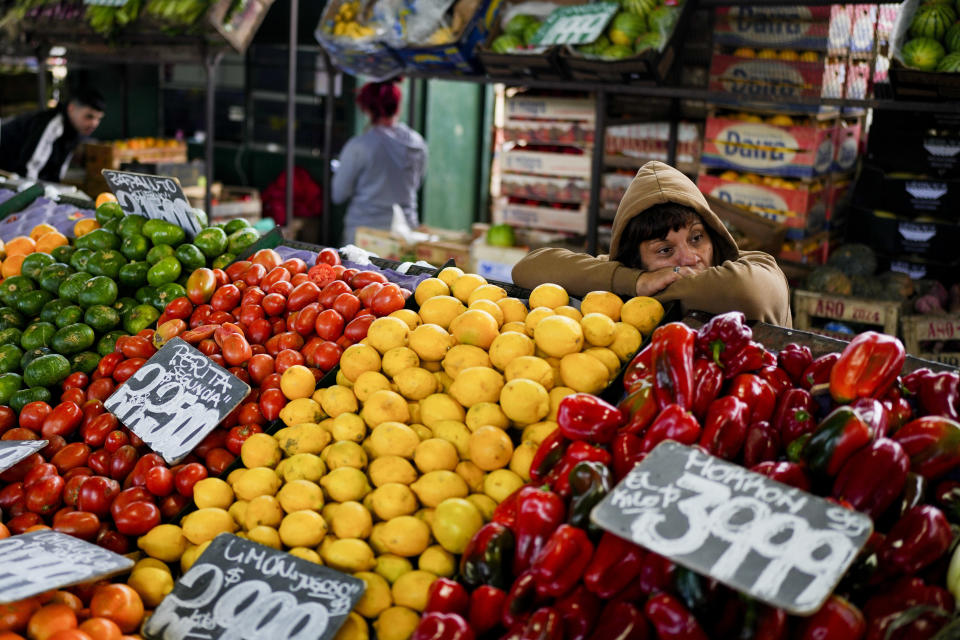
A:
[[586, 89, 607, 256], [285, 0, 299, 238], [322, 49, 335, 247], [35, 47, 47, 110], [667, 98, 678, 168], [204, 51, 223, 217]]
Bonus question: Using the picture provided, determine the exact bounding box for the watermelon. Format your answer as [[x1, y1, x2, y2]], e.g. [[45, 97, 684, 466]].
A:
[[491, 34, 522, 53], [647, 5, 680, 34], [522, 20, 542, 45], [903, 37, 946, 70], [622, 0, 658, 18], [609, 11, 646, 45], [936, 51, 960, 70], [634, 31, 663, 53], [602, 44, 635, 60], [577, 34, 611, 56], [909, 6, 954, 40], [945, 22, 960, 52], [505, 14, 537, 37]]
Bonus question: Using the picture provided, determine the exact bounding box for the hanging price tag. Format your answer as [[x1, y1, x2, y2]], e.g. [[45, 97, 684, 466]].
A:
[[0, 440, 47, 473], [105, 338, 249, 464], [143, 534, 365, 640], [0, 531, 134, 604], [591, 442, 872, 615], [529, 3, 619, 46], [102, 170, 202, 238]]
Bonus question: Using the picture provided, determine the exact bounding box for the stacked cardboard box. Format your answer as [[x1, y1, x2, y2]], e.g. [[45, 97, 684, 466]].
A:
[[493, 95, 595, 235]]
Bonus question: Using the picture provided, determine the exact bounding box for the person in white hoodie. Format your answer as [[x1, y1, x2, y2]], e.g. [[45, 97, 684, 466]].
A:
[[332, 79, 428, 245]]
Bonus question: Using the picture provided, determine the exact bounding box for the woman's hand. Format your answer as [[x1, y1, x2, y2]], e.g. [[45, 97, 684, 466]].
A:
[[635, 266, 698, 297]]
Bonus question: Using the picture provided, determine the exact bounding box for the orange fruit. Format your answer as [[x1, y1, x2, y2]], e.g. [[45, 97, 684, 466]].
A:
[[73, 219, 99, 237], [35, 232, 68, 253], [2, 255, 25, 278], [46, 631, 92, 640], [78, 618, 122, 640], [95, 193, 117, 208], [0, 522, 8, 539], [27, 603, 77, 640], [4, 236, 35, 257], [0, 632, 26, 639], [46, 593, 82, 613], [89, 585, 143, 634], [0, 597, 40, 633], [29, 224, 57, 240]]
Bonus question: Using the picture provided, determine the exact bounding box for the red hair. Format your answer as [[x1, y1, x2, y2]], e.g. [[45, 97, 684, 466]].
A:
[[356, 80, 402, 121]]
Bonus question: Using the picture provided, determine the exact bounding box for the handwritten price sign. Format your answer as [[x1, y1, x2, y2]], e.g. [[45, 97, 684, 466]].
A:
[[591, 442, 872, 614], [105, 338, 249, 464], [102, 170, 202, 238], [0, 531, 133, 603], [144, 534, 364, 640]]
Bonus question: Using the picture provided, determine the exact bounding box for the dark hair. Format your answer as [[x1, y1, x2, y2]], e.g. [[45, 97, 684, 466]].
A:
[[69, 86, 106, 112], [612, 202, 721, 269], [356, 80, 402, 121]]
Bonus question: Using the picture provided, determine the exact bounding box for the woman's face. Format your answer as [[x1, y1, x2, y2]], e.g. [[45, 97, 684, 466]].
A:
[[639, 221, 714, 272]]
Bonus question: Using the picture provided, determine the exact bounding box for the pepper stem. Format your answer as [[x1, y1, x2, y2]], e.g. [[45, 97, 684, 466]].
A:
[[711, 340, 724, 368]]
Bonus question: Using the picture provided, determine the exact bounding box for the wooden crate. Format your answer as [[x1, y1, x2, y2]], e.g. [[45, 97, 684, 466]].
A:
[[900, 315, 960, 368], [84, 142, 188, 173], [793, 290, 901, 338]]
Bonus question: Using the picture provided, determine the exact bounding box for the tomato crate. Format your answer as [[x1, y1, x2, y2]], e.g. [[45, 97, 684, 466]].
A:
[[793, 289, 902, 337], [492, 197, 587, 234], [901, 315, 960, 368], [503, 119, 595, 147], [500, 174, 590, 204]]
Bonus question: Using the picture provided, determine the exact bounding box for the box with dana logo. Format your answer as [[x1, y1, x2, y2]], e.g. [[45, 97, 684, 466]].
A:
[[854, 165, 960, 219], [708, 53, 847, 104], [697, 171, 850, 233], [701, 112, 839, 178], [711, 5, 849, 54]]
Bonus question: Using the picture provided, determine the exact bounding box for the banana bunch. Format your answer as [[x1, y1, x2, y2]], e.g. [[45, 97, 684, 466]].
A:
[[145, 0, 210, 27], [86, 0, 141, 36], [426, 25, 454, 44], [331, 0, 375, 38]]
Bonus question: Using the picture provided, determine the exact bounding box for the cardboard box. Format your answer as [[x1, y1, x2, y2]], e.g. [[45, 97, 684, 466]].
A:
[[503, 120, 595, 146], [470, 240, 530, 283], [711, 5, 849, 53], [794, 289, 902, 337], [708, 54, 848, 102], [605, 122, 701, 164], [702, 114, 837, 178], [492, 197, 587, 234], [118, 160, 205, 188], [854, 165, 960, 219], [353, 227, 415, 262], [504, 96, 596, 122], [84, 141, 188, 173], [697, 172, 848, 232], [211, 187, 261, 221], [867, 112, 960, 176], [501, 174, 590, 203], [850, 206, 960, 262], [601, 173, 634, 207], [705, 194, 787, 255], [901, 314, 960, 367], [416, 239, 471, 268], [501, 149, 592, 178]]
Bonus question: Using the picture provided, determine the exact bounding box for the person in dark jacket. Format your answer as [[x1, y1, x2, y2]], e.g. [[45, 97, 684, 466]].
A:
[[0, 86, 106, 182]]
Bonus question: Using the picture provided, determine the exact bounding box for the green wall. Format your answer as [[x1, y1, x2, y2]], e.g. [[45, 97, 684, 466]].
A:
[[421, 79, 485, 232]]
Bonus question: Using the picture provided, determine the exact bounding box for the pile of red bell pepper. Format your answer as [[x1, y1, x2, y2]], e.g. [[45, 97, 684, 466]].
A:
[[412, 313, 960, 640]]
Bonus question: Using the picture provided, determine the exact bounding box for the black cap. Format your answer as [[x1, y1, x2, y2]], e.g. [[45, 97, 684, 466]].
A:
[[69, 86, 106, 112]]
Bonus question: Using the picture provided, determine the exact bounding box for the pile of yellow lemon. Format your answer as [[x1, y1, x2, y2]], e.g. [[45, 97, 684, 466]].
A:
[[134, 269, 664, 640]]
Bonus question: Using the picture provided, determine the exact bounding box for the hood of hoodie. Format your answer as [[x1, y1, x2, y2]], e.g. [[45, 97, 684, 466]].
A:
[[371, 123, 427, 173], [609, 161, 740, 265]]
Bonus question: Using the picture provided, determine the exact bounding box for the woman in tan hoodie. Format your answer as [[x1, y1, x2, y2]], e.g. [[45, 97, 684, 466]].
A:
[[512, 161, 792, 327]]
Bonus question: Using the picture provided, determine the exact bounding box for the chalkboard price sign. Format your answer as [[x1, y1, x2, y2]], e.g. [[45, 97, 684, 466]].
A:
[[143, 534, 365, 640], [591, 442, 873, 615], [105, 338, 249, 464], [102, 169, 202, 238], [0, 439, 48, 473], [0, 530, 134, 604]]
